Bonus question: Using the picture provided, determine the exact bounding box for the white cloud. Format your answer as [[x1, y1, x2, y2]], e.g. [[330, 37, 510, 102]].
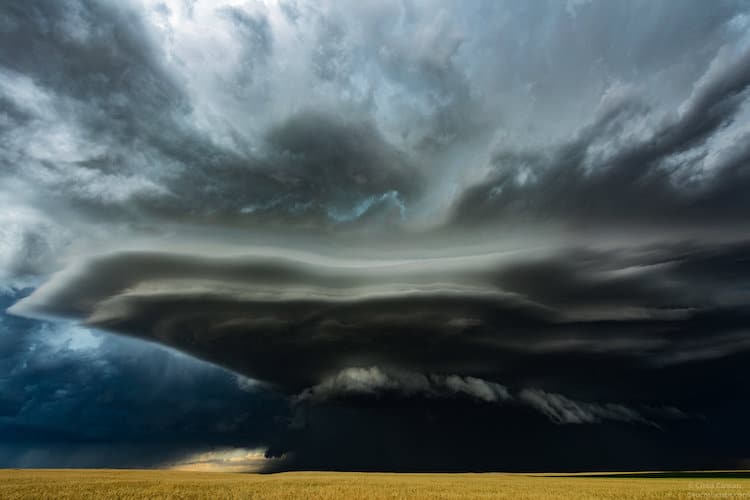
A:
[[0, 206, 69, 288], [296, 367, 512, 404], [168, 447, 273, 472], [519, 388, 654, 426]]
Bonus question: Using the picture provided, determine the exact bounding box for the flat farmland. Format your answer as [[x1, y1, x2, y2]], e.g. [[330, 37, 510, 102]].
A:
[[2, 469, 750, 499]]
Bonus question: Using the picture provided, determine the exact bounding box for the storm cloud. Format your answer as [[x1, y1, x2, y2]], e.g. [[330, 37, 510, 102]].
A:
[[10, 240, 750, 428], [3, 0, 750, 472]]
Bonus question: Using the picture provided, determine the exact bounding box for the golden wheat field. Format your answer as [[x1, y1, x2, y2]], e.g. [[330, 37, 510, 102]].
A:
[[1, 469, 750, 500]]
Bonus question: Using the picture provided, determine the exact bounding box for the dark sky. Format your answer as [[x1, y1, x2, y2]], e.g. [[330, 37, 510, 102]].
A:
[[2, 0, 750, 472]]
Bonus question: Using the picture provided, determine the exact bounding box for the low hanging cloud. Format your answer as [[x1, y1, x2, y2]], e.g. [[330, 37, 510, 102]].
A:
[[296, 366, 653, 427], [519, 389, 655, 426], [296, 367, 511, 404]]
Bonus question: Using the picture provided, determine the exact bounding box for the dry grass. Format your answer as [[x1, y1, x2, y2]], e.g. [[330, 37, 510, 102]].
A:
[[1, 469, 750, 499]]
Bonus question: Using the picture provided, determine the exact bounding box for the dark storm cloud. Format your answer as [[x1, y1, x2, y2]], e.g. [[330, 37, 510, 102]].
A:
[[264, 398, 741, 473], [133, 109, 420, 230], [1, 0, 747, 257], [1, 0, 748, 235], [0, 290, 287, 468], [450, 37, 750, 230], [0, 1, 183, 116], [3, 0, 750, 472], [11, 240, 750, 414], [0, 0, 192, 223], [0, 0, 420, 240]]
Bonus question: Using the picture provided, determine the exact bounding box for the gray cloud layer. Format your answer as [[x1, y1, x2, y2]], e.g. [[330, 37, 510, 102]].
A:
[[451, 39, 750, 231], [10, 239, 750, 406], [2, 1, 749, 273]]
